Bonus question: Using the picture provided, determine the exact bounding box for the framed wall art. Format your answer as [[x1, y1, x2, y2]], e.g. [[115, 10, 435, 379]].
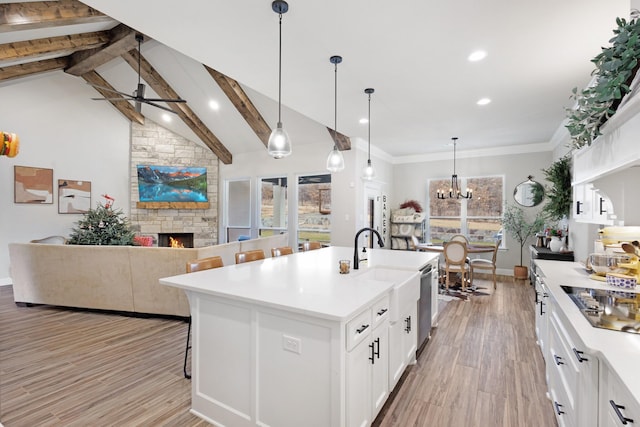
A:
[[58, 179, 91, 214], [14, 165, 53, 204], [136, 165, 208, 202]]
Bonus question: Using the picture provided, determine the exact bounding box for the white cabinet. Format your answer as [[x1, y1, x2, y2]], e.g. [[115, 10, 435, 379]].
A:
[[600, 363, 640, 427], [534, 272, 550, 364], [346, 295, 390, 427], [388, 303, 417, 390], [573, 183, 615, 225], [547, 296, 599, 427]]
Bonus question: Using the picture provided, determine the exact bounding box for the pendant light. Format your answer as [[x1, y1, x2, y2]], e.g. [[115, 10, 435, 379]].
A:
[[362, 88, 375, 180], [437, 137, 472, 199], [326, 55, 345, 172], [267, 0, 292, 159]]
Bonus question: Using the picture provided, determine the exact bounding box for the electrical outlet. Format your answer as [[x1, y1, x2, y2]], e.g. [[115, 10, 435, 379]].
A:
[[282, 334, 302, 354]]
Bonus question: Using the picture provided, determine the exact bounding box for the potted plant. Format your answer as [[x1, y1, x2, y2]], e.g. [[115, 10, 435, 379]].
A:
[[565, 17, 640, 149], [541, 156, 572, 221], [502, 204, 545, 279]]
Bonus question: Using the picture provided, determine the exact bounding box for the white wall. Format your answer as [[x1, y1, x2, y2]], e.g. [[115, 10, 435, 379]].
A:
[[0, 72, 131, 281], [391, 150, 552, 274]]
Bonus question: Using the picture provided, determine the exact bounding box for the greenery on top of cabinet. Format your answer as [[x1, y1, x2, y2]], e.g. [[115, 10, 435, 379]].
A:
[[565, 17, 640, 149], [542, 156, 572, 221]]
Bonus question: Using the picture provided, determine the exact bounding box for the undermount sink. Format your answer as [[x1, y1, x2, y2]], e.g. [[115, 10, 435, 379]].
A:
[[354, 267, 420, 322]]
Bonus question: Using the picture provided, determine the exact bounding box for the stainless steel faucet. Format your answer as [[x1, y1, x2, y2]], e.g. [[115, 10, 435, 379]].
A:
[[353, 227, 385, 269]]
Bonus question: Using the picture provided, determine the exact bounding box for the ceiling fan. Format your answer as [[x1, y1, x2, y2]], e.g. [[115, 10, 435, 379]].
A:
[[91, 34, 186, 114]]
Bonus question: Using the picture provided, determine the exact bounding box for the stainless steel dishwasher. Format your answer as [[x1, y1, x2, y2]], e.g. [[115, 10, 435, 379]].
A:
[[418, 263, 433, 351]]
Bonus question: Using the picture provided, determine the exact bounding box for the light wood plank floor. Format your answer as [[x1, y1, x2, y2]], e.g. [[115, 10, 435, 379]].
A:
[[0, 279, 556, 427]]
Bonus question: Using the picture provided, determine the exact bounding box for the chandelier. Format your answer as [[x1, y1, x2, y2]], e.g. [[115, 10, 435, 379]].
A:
[[437, 137, 472, 199]]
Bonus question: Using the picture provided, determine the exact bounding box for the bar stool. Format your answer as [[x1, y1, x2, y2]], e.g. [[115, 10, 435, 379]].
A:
[[235, 249, 266, 264], [271, 246, 294, 257]]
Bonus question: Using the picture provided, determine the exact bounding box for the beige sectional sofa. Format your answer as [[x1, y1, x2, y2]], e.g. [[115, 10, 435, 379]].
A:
[[8, 234, 289, 317]]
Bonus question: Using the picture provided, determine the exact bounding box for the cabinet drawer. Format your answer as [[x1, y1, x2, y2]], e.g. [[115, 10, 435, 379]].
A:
[[371, 294, 390, 330], [600, 364, 640, 427], [346, 309, 372, 351]]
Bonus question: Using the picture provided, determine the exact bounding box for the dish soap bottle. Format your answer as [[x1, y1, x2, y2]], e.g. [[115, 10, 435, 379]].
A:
[[360, 246, 368, 266]]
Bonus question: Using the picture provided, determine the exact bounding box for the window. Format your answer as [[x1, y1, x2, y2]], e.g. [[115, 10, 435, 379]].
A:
[[428, 176, 503, 246], [226, 179, 251, 242], [259, 176, 288, 237], [297, 174, 331, 246]]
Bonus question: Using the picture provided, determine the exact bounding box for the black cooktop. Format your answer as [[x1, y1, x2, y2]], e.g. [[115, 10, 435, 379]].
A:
[[561, 286, 640, 334]]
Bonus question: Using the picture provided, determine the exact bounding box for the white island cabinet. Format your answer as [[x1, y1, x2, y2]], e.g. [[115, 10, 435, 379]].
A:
[[160, 246, 436, 427]]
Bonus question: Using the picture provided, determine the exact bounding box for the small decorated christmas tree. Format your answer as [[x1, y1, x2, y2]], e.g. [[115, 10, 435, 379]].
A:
[[67, 196, 135, 246]]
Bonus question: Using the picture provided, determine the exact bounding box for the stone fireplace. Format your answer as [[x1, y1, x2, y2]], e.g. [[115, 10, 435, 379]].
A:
[[128, 120, 219, 248]]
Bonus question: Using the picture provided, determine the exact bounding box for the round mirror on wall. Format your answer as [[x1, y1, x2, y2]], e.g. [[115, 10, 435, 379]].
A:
[[513, 176, 545, 207]]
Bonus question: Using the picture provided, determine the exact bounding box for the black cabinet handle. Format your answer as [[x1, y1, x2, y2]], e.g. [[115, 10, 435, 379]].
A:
[[356, 324, 369, 334], [553, 354, 564, 366], [535, 291, 540, 304], [374, 337, 381, 359], [369, 342, 375, 364], [573, 348, 588, 363], [576, 200, 583, 214], [540, 301, 545, 316], [610, 400, 634, 425], [554, 401, 565, 416], [377, 308, 388, 317], [405, 316, 411, 333], [600, 197, 607, 215]]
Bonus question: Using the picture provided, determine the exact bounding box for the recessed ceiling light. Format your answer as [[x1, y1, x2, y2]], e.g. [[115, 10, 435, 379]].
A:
[[359, 118, 369, 124], [468, 50, 487, 62], [477, 98, 491, 106], [209, 100, 220, 110], [162, 113, 172, 122]]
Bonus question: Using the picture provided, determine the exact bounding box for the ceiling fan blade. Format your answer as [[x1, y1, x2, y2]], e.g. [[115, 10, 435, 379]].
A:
[[142, 98, 187, 103], [87, 83, 132, 98], [142, 100, 178, 114], [91, 97, 135, 101]]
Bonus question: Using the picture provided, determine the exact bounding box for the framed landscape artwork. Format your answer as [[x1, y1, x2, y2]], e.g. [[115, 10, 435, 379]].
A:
[[137, 165, 208, 202], [58, 179, 91, 214], [14, 166, 53, 204]]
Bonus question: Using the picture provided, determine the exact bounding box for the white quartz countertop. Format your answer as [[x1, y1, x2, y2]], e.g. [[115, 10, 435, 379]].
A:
[[534, 259, 640, 402], [160, 246, 437, 322]]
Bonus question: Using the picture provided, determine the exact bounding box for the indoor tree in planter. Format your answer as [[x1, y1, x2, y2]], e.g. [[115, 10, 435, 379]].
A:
[[502, 204, 545, 279], [566, 17, 640, 149]]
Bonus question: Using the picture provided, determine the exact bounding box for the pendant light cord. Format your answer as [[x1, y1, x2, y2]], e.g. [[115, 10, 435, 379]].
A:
[[367, 92, 371, 161], [277, 12, 283, 124], [334, 61, 338, 149], [137, 35, 142, 87]]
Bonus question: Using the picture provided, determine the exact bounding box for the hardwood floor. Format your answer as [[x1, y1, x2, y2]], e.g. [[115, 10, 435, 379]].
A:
[[0, 279, 556, 427]]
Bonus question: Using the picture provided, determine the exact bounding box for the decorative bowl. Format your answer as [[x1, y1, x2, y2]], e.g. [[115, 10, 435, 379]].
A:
[[588, 253, 632, 276], [606, 273, 637, 289]]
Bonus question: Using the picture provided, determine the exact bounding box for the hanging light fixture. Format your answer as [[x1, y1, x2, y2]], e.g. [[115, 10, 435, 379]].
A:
[[362, 88, 375, 180], [326, 55, 345, 172], [437, 137, 472, 199], [267, 0, 292, 159]]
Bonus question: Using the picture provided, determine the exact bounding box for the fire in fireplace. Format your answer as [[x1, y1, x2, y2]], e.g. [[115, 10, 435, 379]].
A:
[[158, 233, 194, 248]]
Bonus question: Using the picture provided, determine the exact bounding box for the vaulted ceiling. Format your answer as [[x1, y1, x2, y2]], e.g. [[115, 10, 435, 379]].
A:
[[0, 0, 633, 162], [0, 0, 351, 165]]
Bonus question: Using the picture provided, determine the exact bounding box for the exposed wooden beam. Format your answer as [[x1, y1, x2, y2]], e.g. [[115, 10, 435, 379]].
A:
[[82, 71, 145, 125], [0, 31, 110, 65], [326, 127, 352, 151], [0, 57, 68, 82], [0, 0, 113, 32], [121, 49, 232, 164], [66, 24, 138, 76], [205, 66, 272, 148]]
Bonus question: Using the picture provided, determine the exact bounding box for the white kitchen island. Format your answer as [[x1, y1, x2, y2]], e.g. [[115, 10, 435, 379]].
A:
[[160, 246, 436, 427]]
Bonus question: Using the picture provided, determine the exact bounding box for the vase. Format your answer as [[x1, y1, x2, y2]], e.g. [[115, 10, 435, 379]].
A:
[[549, 236, 563, 252]]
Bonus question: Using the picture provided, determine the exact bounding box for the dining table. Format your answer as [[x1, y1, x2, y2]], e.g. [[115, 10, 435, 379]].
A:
[[414, 242, 497, 289]]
